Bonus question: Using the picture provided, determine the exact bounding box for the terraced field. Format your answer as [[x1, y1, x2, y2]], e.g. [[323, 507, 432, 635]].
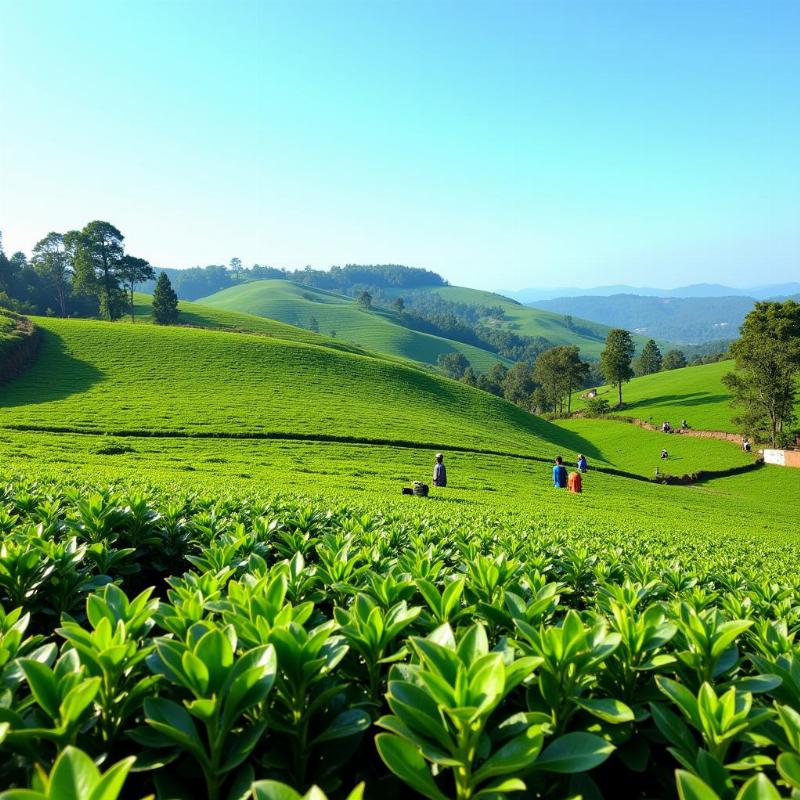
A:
[[198, 280, 504, 370]]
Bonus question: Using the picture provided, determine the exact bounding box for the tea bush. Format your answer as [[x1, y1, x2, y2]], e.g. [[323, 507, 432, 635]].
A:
[[0, 478, 799, 799]]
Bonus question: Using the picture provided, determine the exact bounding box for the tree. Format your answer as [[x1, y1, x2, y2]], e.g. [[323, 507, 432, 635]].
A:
[[119, 256, 155, 322], [635, 339, 662, 376], [502, 361, 536, 409], [31, 233, 71, 317], [662, 350, 687, 371], [308, 316, 319, 333], [461, 366, 478, 387], [722, 300, 800, 447], [600, 329, 635, 406], [478, 363, 507, 397], [534, 345, 590, 414], [72, 221, 126, 320], [392, 296, 405, 313], [229, 257, 242, 280], [437, 352, 470, 379], [152, 272, 179, 325], [356, 290, 372, 309]]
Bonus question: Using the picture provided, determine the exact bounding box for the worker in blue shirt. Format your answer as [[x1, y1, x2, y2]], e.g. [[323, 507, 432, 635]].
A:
[[552, 456, 568, 488]]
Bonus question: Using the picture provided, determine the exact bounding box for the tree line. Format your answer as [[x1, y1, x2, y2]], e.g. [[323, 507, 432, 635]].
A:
[[145, 263, 447, 301], [0, 223, 177, 324]]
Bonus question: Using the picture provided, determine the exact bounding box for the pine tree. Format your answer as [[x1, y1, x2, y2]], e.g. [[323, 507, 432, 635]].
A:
[[152, 272, 179, 325], [634, 339, 662, 376], [600, 329, 635, 406]]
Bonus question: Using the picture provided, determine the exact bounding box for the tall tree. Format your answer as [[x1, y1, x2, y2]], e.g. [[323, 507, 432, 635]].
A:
[[119, 256, 155, 322], [152, 272, 179, 325], [534, 346, 589, 414], [72, 221, 126, 320], [600, 328, 635, 406], [634, 339, 662, 376], [502, 361, 536, 409], [229, 257, 242, 281], [722, 300, 800, 447], [31, 232, 71, 317]]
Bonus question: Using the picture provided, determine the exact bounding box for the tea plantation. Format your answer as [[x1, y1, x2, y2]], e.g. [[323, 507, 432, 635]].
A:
[[197, 281, 505, 371], [1, 315, 799, 800]]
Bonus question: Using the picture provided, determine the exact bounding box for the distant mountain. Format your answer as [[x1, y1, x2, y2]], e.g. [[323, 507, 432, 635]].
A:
[[529, 294, 757, 345], [505, 283, 800, 303]]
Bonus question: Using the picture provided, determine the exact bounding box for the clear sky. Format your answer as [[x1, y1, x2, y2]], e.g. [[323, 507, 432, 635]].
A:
[[0, 0, 797, 290]]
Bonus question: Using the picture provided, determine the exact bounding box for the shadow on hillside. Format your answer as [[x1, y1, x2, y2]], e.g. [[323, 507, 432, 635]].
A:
[[625, 392, 729, 411], [531, 417, 606, 463], [0, 328, 103, 408]]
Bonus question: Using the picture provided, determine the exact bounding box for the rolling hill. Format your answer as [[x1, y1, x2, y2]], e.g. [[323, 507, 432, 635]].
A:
[[197, 280, 505, 371], [0, 313, 794, 543], [418, 286, 656, 359], [0, 316, 576, 457]]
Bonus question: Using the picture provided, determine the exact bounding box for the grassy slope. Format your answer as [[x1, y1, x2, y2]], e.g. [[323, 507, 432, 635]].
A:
[[132, 294, 373, 357], [421, 286, 654, 359], [576, 360, 800, 434], [0, 317, 585, 457], [197, 280, 504, 371], [0, 315, 796, 541], [552, 417, 752, 476]]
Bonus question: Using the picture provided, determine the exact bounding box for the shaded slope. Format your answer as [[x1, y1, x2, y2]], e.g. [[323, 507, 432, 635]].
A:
[[0, 317, 597, 459], [198, 280, 505, 370]]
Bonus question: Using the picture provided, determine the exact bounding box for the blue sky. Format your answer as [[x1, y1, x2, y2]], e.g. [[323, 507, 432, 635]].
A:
[[1, 0, 797, 290]]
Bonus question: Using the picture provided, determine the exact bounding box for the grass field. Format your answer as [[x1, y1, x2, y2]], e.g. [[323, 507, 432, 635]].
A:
[[551, 417, 753, 476], [577, 359, 800, 434], [197, 280, 505, 370]]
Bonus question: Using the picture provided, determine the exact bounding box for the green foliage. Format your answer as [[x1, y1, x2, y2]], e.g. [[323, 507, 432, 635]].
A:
[[723, 300, 800, 446], [600, 328, 635, 406], [533, 345, 590, 414], [151, 273, 179, 325], [0, 478, 797, 798], [664, 349, 689, 371], [437, 351, 470, 379], [635, 339, 663, 376]]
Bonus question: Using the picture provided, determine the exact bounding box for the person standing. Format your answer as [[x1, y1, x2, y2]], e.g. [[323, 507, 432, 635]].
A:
[[552, 456, 567, 488], [577, 454, 587, 473], [433, 453, 447, 487]]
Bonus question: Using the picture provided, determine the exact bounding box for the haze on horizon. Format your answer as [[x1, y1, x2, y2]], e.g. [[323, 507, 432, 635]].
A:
[[0, 0, 797, 292]]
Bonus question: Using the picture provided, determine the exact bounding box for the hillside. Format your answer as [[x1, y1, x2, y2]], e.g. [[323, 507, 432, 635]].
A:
[[132, 293, 371, 356], [578, 359, 800, 434], [197, 280, 505, 370], [0, 316, 577, 457], [417, 286, 655, 359], [529, 294, 753, 344]]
